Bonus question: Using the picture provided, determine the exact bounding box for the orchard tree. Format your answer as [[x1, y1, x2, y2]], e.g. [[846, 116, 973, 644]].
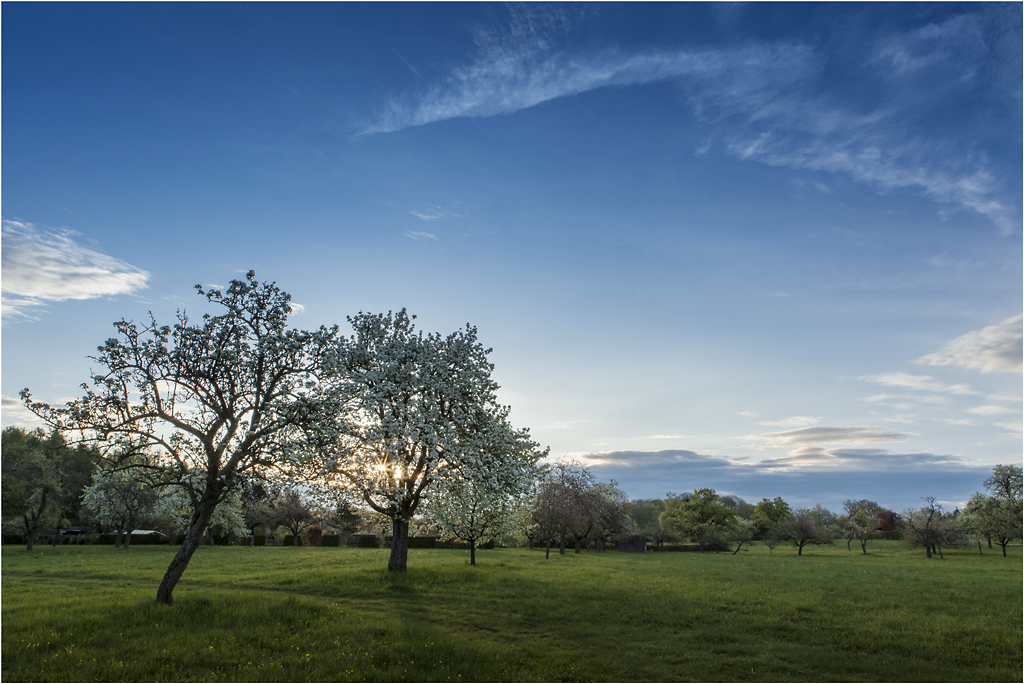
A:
[[275, 489, 316, 546], [429, 477, 523, 565], [964, 486, 1022, 557], [589, 481, 631, 551], [1, 428, 65, 550], [902, 496, 968, 559], [22, 272, 340, 605], [82, 458, 160, 549], [531, 461, 594, 558], [752, 497, 793, 538], [727, 518, 757, 554], [660, 488, 737, 552], [841, 499, 883, 554], [308, 309, 547, 572], [779, 509, 834, 555]]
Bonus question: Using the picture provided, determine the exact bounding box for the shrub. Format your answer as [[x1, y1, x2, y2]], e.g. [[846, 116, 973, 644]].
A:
[[254, 536, 266, 546], [2, 535, 25, 545], [320, 535, 340, 547], [304, 525, 323, 546]]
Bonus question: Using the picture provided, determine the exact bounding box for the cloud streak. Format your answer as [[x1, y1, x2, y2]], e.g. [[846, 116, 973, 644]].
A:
[[859, 372, 977, 395], [915, 315, 1023, 373], [362, 9, 1017, 230], [752, 425, 916, 448], [2, 220, 149, 323]]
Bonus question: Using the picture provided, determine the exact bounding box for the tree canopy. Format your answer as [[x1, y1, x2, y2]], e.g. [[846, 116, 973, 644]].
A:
[[23, 272, 341, 604]]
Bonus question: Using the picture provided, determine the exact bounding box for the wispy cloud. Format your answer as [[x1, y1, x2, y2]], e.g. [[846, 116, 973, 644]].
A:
[[758, 416, 822, 427], [966, 405, 1017, 416], [405, 231, 437, 241], [1, 396, 45, 428], [752, 425, 917, 448], [409, 205, 463, 222], [915, 315, 1023, 373], [1, 220, 149, 323], [362, 8, 1017, 230], [859, 372, 978, 395]]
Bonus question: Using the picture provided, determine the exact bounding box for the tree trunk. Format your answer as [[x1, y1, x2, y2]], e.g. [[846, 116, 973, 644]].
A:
[[545, 539, 551, 559], [797, 542, 803, 556], [469, 539, 476, 566], [155, 504, 216, 605], [115, 529, 122, 548], [26, 533, 36, 552], [124, 527, 134, 550], [292, 533, 299, 547], [388, 519, 409, 572], [860, 539, 867, 555], [249, 534, 255, 547], [1000, 541, 1008, 557], [924, 544, 932, 558], [574, 538, 581, 554], [559, 533, 565, 555]]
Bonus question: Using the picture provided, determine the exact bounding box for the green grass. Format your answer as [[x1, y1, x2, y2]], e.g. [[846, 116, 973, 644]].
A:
[[2, 542, 1020, 682]]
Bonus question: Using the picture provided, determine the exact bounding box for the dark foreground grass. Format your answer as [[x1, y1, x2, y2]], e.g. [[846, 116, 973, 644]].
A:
[[2, 542, 1020, 682]]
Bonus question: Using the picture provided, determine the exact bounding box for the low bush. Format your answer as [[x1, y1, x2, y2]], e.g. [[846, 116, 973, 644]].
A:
[[304, 525, 323, 546], [320, 535, 340, 547]]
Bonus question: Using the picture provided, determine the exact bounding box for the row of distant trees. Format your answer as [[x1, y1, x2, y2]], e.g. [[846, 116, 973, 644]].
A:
[[6, 425, 1017, 567], [620, 465, 1022, 558], [5, 272, 1021, 607]]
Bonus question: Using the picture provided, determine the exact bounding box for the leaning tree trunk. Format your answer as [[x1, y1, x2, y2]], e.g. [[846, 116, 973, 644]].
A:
[[388, 519, 409, 572], [155, 503, 216, 605]]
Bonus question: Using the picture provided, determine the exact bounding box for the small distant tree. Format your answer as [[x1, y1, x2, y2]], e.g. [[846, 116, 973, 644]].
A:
[[963, 489, 1022, 557], [276, 489, 316, 546], [531, 462, 593, 558], [902, 496, 968, 559], [239, 479, 277, 547], [660, 488, 737, 552], [727, 518, 757, 554], [779, 509, 834, 555], [82, 457, 161, 549], [752, 497, 793, 537], [429, 476, 531, 565], [841, 500, 883, 554]]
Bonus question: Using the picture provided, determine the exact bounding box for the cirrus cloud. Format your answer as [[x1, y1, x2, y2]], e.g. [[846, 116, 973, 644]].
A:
[[2, 220, 149, 323]]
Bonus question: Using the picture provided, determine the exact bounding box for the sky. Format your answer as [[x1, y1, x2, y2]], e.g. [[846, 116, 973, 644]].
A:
[[2, 2, 1021, 514]]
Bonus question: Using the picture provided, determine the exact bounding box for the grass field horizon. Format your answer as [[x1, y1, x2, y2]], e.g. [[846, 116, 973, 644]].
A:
[[3, 542, 1020, 682]]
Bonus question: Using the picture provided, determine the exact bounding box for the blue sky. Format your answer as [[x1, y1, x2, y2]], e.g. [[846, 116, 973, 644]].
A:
[[3, 2, 1021, 513]]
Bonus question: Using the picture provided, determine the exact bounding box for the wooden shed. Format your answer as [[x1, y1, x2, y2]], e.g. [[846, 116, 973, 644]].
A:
[[615, 534, 650, 552]]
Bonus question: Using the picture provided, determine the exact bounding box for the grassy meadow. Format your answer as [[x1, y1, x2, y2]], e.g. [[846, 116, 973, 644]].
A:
[[2, 541, 1020, 682]]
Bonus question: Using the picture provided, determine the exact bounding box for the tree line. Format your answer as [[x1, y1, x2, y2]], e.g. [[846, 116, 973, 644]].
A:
[[5, 272, 1021, 608]]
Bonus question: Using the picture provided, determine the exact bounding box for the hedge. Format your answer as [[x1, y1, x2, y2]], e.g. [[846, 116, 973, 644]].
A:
[[408, 536, 437, 549]]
